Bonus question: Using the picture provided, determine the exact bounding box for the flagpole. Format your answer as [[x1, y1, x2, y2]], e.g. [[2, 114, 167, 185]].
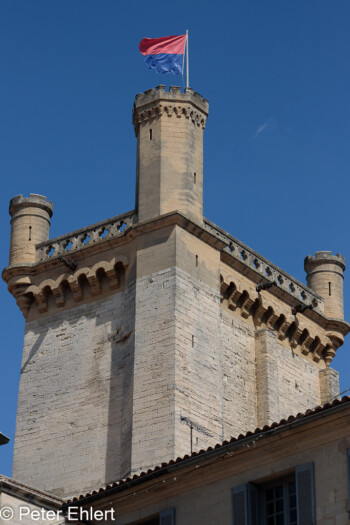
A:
[[186, 29, 189, 88]]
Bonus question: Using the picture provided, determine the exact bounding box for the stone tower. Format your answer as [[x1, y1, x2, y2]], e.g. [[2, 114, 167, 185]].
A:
[[134, 85, 208, 223], [3, 86, 349, 499]]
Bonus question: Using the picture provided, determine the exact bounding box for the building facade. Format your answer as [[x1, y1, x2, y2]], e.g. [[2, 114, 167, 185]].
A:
[[2, 85, 350, 523]]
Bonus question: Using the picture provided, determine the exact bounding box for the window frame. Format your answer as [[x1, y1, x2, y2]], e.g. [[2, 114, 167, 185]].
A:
[[259, 475, 297, 525]]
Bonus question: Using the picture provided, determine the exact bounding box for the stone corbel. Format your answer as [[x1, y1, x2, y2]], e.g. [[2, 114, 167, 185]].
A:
[[16, 293, 33, 318], [35, 290, 48, 313], [51, 285, 65, 308], [86, 272, 101, 296]]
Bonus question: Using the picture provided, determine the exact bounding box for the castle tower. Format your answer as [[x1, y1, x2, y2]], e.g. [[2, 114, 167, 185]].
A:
[[133, 85, 208, 223], [3, 86, 349, 500], [9, 194, 53, 265], [304, 251, 345, 319]]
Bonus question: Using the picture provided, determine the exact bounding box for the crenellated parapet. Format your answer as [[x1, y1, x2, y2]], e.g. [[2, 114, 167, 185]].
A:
[[132, 85, 209, 136]]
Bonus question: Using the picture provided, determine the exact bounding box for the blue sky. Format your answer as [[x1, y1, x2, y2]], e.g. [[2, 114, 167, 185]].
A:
[[1, 1, 350, 477]]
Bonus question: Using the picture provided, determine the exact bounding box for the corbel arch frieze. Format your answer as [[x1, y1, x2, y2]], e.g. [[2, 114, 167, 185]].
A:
[[18, 257, 128, 317], [26, 285, 48, 313], [135, 103, 207, 131], [220, 277, 334, 365], [40, 278, 65, 308]]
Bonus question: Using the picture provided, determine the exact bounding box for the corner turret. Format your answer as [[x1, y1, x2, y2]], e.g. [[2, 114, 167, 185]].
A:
[[304, 251, 345, 320], [9, 194, 53, 266]]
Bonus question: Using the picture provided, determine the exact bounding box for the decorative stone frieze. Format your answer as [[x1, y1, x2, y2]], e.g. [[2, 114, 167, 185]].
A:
[[205, 217, 323, 313], [14, 256, 128, 317], [220, 278, 335, 365]]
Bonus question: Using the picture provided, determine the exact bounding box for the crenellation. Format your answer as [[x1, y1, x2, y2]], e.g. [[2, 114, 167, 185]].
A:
[[134, 85, 208, 114]]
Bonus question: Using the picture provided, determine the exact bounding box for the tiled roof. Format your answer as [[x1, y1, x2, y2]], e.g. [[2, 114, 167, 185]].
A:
[[64, 396, 350, 507], [0, 475, 63, 505]]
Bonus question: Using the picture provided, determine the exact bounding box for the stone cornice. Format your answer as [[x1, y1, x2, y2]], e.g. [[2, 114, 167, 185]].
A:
[[3, 211, 349, 350], [204, 217, 324, 311]]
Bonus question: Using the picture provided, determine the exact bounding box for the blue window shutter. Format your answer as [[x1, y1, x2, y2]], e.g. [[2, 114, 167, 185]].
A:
[[247, 483, 259, 525], [296, 462, 316, 525], [347, 449, 350, 516], [160, 508, 175, 525], [232, 483, 259, 525]]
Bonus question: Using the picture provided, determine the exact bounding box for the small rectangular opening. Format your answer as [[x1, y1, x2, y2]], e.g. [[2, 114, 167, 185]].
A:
[[195, 254, 198, 267], [329, 282, 332, 296], [28, 226, 32, 241], [149, 129, 152, 140], [192, 335, 195, 347], [194, 172, 197, 184]]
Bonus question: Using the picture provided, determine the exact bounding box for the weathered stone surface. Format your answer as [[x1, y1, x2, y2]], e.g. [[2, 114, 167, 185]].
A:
[[12, 284, 135, 497], [4, 87, 348, 502]]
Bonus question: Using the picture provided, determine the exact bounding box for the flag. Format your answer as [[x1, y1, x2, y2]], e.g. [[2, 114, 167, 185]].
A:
[[139, 34, 186, 75]]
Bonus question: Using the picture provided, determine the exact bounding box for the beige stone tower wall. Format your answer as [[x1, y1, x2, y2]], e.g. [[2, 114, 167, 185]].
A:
[[9, 194, 53, 265], [12, 284, 135, 498], [133, 86, 208, 224]]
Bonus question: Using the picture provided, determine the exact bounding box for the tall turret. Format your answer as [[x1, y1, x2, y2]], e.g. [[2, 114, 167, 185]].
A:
[[133, 85, 209, 224], [304, 251, 346, 319], [9, 194, 53, 266]]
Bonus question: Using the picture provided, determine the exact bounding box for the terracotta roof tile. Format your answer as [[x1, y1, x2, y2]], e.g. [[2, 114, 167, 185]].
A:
[[64, 396, 350, 506]]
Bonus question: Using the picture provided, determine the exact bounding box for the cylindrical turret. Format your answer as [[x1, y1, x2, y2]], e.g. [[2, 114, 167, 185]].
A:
[[9, 194, 53, 265], [304, 251, 345, 319], [133, 85, 209, 224]]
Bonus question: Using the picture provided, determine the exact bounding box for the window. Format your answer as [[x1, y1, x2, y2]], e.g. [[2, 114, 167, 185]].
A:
[[232, 463, 315, 525], [263, 478, 297, 525]]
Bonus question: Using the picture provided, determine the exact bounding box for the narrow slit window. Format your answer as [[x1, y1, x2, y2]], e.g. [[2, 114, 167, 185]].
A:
[[196, 255, 199, 267], [28, 226, 32, 241], [192, 335, 195, 347], [329, 282, 332, 296], [149, 129, 152, 140], [194, 172, 197, 184]]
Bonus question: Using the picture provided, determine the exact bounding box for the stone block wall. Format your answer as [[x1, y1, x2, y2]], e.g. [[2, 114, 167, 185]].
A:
[[12, 284, 135, 498], [221, 312, 257, 437], [255, 329, 322, 426], [10, 222, 340, 499]]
